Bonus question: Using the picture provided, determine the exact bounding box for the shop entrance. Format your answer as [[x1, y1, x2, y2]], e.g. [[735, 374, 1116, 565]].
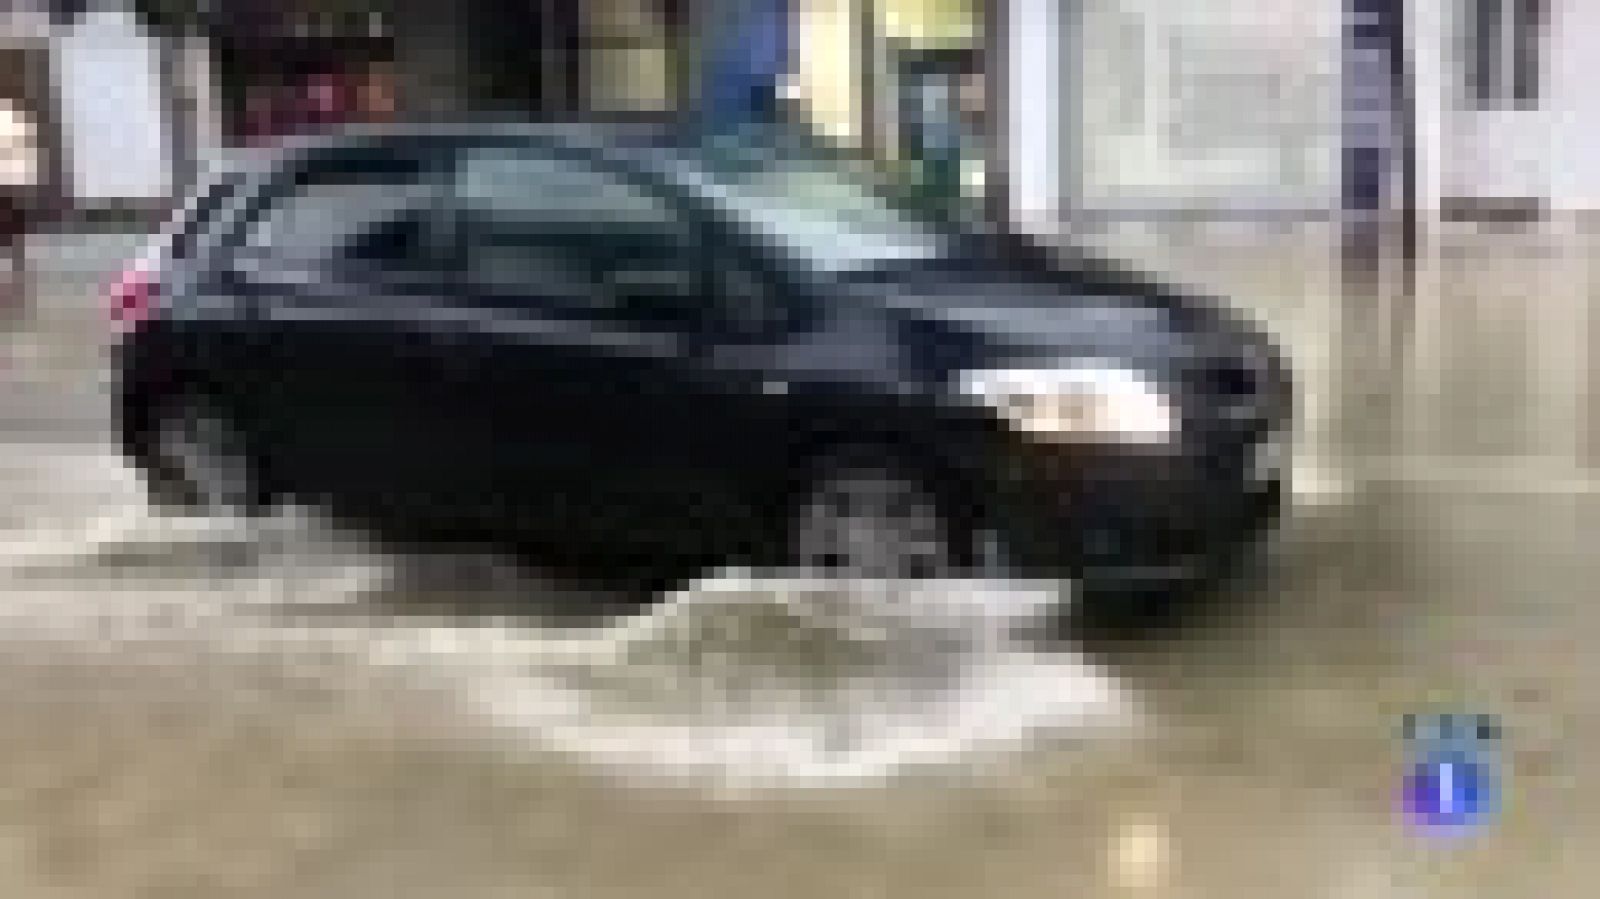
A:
[[891, 45, 984, 215]]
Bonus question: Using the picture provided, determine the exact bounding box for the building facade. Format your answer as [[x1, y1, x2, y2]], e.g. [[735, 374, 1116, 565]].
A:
[[999, 0, 1589, 238], [998, 0, 1350, 240], [26, 1, 1595, 235], [1, 0, 174, 222]]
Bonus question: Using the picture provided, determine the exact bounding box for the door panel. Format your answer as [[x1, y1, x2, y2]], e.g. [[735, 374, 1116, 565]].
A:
[[447, 142, 728, 556], [442, 141, 813, 567], [238, 260, 469, 534], [226, 145, 465, 537], [437, 294, 696, 551]]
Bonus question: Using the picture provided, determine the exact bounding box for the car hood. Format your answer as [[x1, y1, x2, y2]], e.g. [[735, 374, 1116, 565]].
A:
[[857, 261, 1270, 373]]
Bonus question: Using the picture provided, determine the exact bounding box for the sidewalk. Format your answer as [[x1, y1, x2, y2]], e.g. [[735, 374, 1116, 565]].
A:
[[1, 228, 148, 444], [7, 228, 148, 346]]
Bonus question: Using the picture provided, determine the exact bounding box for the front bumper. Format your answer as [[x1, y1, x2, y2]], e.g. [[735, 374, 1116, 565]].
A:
[[976, 429, 1286, 588]]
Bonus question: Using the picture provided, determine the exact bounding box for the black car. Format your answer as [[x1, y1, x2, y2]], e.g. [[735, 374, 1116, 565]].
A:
[[112, 121, 1291, 604]]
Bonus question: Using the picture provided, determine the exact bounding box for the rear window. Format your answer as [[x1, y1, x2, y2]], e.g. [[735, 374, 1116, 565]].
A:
[[238, 150, 440, 270]]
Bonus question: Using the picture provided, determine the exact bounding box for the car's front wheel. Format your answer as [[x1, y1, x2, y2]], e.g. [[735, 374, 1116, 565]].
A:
[[785, 449, 976, 581], [773, 448, 1076, 635]]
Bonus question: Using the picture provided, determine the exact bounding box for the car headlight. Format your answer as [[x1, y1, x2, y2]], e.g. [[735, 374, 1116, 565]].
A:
[[957, 363, 1177, 444]]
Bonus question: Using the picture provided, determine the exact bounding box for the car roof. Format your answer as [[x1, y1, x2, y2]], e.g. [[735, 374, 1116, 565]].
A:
[[260, 119, 683, 165], [253, 118, 875, 174]]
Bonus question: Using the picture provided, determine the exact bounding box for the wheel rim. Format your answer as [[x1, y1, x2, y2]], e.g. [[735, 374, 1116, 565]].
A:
[[791, 464, 956, 581], [154, 398, 254, 514]]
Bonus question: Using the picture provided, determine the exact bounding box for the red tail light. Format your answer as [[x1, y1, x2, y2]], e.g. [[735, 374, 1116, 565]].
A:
[[109, 265, 156, 332]]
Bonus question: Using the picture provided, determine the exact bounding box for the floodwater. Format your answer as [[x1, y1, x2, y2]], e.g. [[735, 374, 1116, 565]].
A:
[[0, 489, 1141, 795], [0, 445, 1594, 897], [2, 224, 1596, 896]]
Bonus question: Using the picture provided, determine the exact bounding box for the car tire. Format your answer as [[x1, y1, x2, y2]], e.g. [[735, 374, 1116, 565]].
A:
[[784, 448, 975, 580], [144, 391, 265, 518]]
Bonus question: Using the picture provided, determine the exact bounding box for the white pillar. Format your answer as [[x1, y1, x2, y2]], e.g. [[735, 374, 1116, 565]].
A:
[[53, 5, 173, 204], [1401, 0, 1449, 457], [792, 0, 862, 144], [1005, 0, 1062, 237]]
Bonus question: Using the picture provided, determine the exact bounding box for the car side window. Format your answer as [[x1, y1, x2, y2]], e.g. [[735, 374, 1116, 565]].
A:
[[238, 150, 445, 277], [453, 145, 703, 324]]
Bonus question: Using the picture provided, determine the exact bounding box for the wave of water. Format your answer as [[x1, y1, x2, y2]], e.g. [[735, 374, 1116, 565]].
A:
[[0, 502, 1144, 793]]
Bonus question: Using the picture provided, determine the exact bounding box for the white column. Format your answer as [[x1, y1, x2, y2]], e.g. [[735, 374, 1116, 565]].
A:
[[53, 5, 173, 204], [792, 0, 862, 143], [1005, 0, 1061, 237], [1401, 0, 1450, 457]]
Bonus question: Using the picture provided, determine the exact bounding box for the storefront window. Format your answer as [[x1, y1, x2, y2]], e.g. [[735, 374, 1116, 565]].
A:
[[1072, 0, 1340, 213], [887, 44, 984, 216], [209, 3, 397, 148], [584, 0, 678, 114], [872, 0, 985, 213]]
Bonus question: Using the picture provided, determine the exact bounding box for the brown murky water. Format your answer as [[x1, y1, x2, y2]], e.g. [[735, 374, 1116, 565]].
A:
[[0, 444, 1592, 898]]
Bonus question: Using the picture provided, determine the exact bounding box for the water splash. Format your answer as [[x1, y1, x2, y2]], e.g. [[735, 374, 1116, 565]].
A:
[[0, 501, 1143, 793]]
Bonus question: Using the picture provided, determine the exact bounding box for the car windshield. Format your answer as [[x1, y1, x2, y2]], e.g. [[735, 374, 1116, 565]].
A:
[[673, 132, 948, 272]]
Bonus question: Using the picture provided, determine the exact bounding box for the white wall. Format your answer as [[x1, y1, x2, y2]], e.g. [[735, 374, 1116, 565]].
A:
[[1002, 0, 1600, 219], [1408, 0, 1448, 214], [54, 4, 172, 203], [1425, 0, 1549, 207], [1069, 0, 1341, 216], [1413, 0, 1600, 211], [1544, 0, 1600, 210]]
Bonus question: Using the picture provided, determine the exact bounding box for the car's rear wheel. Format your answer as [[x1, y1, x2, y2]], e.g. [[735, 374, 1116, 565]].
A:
[[145, 392, 262, 517]]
